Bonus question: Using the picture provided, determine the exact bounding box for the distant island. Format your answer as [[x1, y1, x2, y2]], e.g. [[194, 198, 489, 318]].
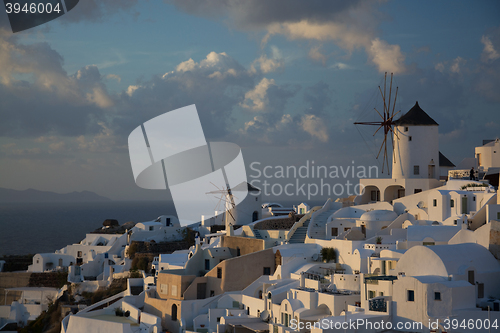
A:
[[0, 188, 112, 203]]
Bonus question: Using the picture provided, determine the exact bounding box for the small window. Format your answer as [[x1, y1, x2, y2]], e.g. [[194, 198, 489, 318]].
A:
[[160, 284, 168, 295], [263, 267, 271, 275], [217, 267, 222, 278], [407, 290, 415, 302], [77, 251, 82, 258], [166, 218, 171, 226], [497, 212, 500, 220], [450, 200, 454, 207], [205, 259, 210, 270], [368, 290, 375, 299], [171, 285, 178, 296], [468, 270, 475, 284], [414, 189, 422, 194], [217, 317, 221, 323], [478, 283, 484, 298], [473, 197, 476, 201], [210, 290, 215, 297], [149, 226, 154, 231], [433, 199, 437, 207], [331, 228, 338, 236], [379, 292, 384, 296], [409, 136, 412, 141], [414, 165, 420, 175], [404, 127, 408, 132], [454, 220, 458, 225], [434, 292, 441, 301]]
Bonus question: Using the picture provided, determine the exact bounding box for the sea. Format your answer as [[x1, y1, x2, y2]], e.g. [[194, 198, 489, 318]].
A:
[[0, 201, 176, 256], [0, 199, 326, 257]]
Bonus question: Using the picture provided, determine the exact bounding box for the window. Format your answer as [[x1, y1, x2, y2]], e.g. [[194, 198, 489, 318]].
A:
[[407, 290, 415, 302], [468, 270, 475, 285], [433, 199, 437, 207], [434, 292, 441, 301], [450, 200, 454, 208], [217, 267, 222, 278], [166, 218, 171, 226], [210, 290, 215, 297], [237, 248, 241, 256], [205, 259, 210, 270], [331, 228, 338, 236], [379, 292, 384, 296], [414, 165, 420, 175], [217, 317, 221, 323], [454, 220, 458, 225], [263, 267, 271, 275], [404, 127, 408, 132], [368, 290, 375, 299], [409, 136, 412, 141], [171, 285, 178, 296], [478, 283, 484, 299], [497, 212, 500, 220], [149, 226, 154, 231], [58, 258, 63, 266], [259, 290, 263, 299], [77, 251, 82, 258], [160, 284, 168, 295], [344, 227, 351, 232], [371, 190, 380, 201], [414, 189, 422, 194]]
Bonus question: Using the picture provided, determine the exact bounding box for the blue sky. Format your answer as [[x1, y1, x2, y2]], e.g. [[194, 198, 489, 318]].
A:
[[0, 0, 499, 202]]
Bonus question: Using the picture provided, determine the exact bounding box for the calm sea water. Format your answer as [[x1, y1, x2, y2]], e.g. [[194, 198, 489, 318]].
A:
[[0, 199, 326, 256], [0, 201, 176, 256]]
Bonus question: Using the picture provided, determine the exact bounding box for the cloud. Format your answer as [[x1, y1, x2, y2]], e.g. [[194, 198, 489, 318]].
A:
[[301, 114, 329, 142], [481, 35, 500, 63], [250, 52, 285, 74], [308, 46, 327, 66], [166, 0, 406, 73], [241, 78, 276, 110], [368, 38, 406, 74], [0, 32, 113, 137], [450, 56, 466, 74]]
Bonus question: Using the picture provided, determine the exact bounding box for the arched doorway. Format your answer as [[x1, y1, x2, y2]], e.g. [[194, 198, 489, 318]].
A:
[[171, 304, 177, 321]]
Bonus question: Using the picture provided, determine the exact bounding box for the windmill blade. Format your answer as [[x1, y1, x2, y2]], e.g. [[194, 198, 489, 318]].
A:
[[373, 124, 383, 136], [387, 73, 393, 118], [391, 87, 399, 118], [376, 135, 388, 159], [388, 110, 401, 122], [373, 107, 384, 120]]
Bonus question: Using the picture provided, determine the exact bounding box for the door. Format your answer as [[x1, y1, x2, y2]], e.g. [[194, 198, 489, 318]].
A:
[[462, 197, 468, 214], [196, 282, 207, 299], [428, 164, 435, 179]]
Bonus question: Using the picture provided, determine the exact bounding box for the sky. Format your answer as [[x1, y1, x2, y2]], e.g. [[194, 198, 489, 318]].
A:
[[0, 0, 499, 203]]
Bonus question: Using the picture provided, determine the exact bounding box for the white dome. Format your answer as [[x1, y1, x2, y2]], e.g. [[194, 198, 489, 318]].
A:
[[359, 210, 397, 222], [331, 207, 365, 219]]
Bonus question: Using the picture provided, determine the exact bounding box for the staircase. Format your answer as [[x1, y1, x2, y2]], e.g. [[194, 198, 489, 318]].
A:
[[253, 229, 263, 239], [308, 210, 337, 240], [288, 219, 310, 244]]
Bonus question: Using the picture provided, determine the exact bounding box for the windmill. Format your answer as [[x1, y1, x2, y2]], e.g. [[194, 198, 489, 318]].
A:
[[206, 183, 237, 230], [354, 72, 401, 175]]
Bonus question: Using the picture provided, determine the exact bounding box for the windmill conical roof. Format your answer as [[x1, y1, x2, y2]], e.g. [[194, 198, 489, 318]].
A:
[[394, 101, 438, 126]]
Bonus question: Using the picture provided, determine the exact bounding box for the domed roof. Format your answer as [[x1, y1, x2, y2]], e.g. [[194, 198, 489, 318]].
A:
[[393, 101, 438, 126], [331, 206, 365, 219], [359, 209, 397, 222]]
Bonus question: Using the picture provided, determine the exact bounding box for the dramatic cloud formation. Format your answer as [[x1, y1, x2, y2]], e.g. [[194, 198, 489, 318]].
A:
[[166, 0, 406, 73]]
